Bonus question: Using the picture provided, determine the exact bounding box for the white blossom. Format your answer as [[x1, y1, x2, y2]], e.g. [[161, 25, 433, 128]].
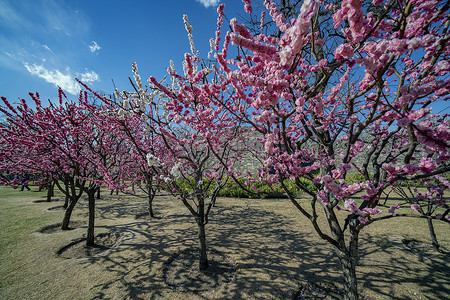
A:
[[123, 98, 130, 109], [146, 153, 161, 167], [207, 38, 215, 59], [183, 15, 196, 55], [170, 162, 182, 178]]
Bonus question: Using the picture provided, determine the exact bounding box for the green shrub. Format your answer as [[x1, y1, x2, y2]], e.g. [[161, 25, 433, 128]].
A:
[[218, 177, 314, 199], [345, 173, 369, 185]]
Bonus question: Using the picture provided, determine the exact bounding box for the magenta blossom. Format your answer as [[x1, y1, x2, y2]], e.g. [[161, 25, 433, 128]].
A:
[[388, 205, 400, 214], [344, 199, 358, 212], [411, 204, 420, 212], [418, 157, 435, 173]]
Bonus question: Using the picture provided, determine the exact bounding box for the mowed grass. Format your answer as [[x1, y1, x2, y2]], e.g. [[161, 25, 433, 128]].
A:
[[0, 186, 61, 288]]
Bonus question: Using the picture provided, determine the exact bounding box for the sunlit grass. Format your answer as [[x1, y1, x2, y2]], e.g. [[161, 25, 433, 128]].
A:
[[0, 186, 57, 288]]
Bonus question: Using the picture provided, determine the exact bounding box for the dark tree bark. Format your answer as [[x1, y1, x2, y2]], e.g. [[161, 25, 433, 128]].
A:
[[61, 197, 78, 230], [148, 192, 155, 218], [197, 194, 209, 270], [56, 177, 84, 230], [46, 185, 52, 202], [145, 173, 156, 218], [336, 248, 358, 300], [427, 218, 441, 252], [63, 183, 69, 209], [197, 222, 209, 271], [86, 188, 96, 246], [96, 188, 101, 199], [46, 180, 55, 202]]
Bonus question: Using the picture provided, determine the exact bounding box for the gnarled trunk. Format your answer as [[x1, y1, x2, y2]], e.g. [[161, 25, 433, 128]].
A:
[[147, 185, 156, 218], [63, 183, 69, 209], [334, 227, 360, 300], [336, 249, 358, 300], [427, 218, 441, 252], [86, 189, 96, 246], [148, 195, 155, 218], [145, 173, 156, 218], [197, 222, 209, 270], [197, 191, 208, 271], [61, 198, 78, 230], [46, 181, 54, 202], [56, 177, 84, 230]]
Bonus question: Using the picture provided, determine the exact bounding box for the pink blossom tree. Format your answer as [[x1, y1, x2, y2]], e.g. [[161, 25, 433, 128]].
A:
[[0, 92, 87, 230], [0, 90, 129, 246], [191, 0, 450, 298], [380, 175, 449, 252], [77, 83, 166, 219], [108, 53, 247, 270]]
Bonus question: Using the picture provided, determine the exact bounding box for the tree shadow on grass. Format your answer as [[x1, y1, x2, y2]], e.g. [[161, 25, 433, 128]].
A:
[[77, 200, 343, 299], [355, 234, 450, 299], [75, 196, 449, 299], [75, 194, 172, 220]]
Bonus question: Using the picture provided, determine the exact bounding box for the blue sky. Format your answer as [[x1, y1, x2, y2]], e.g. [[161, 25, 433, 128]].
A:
[[0, 0, 250, 103]]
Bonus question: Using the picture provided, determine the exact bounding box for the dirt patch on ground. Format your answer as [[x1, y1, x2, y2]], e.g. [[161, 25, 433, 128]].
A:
[[164, 248, 235, 293], [57, 232, 121, 259], [35, 220, 85, 234]]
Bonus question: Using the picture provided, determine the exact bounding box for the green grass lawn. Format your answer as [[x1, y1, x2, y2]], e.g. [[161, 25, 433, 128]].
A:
[[0, 186, 61, 288]]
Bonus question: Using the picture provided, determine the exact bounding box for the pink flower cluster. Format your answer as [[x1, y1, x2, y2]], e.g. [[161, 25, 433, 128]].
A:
[[264, 0, 287, 32], [418, 157, 435, 173], [334, 43, 354, 61], [231, 18, 253, 39], [242, 0, 252, 14], [333, 0, 370, 43], [214, 4, 225, 51], [279, 0, 319, 66]]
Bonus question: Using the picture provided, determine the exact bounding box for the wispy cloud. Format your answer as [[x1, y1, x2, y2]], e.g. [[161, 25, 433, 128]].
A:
[[42, 44, 53, 53], [194, 0, 221, 8], [0, 1, 103, 97], [89, 41, 101, 53], [24, 63, 99, 95], [78, 69, 99, 83], [0, 0, 89, 40]]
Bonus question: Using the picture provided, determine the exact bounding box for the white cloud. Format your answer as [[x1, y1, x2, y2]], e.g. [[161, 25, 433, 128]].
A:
[[42, 44, 53, 53], [89, 41, 101, 53], [78, 70, 100, 83], [24, 63, 99, 95], [194, 0, 221, 8], [0, 0, 89, 39]]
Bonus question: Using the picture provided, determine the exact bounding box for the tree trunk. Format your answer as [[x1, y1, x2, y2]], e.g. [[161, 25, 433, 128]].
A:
[[46, 181, 55, 202], [148, 185, 156, 218], [197, 222, 209, 270], [63, 183, 69, 209], [61, 198, 78, 230], [46, 183, 53, 202], [51, 181, 55, 196], [148, 194, 155, 218], [145, 173, 156, 218], [427, 218, 441, 252], [86, 190, 96, 246], [96, 188, 101, 199], [336, 249, 358, 300]]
